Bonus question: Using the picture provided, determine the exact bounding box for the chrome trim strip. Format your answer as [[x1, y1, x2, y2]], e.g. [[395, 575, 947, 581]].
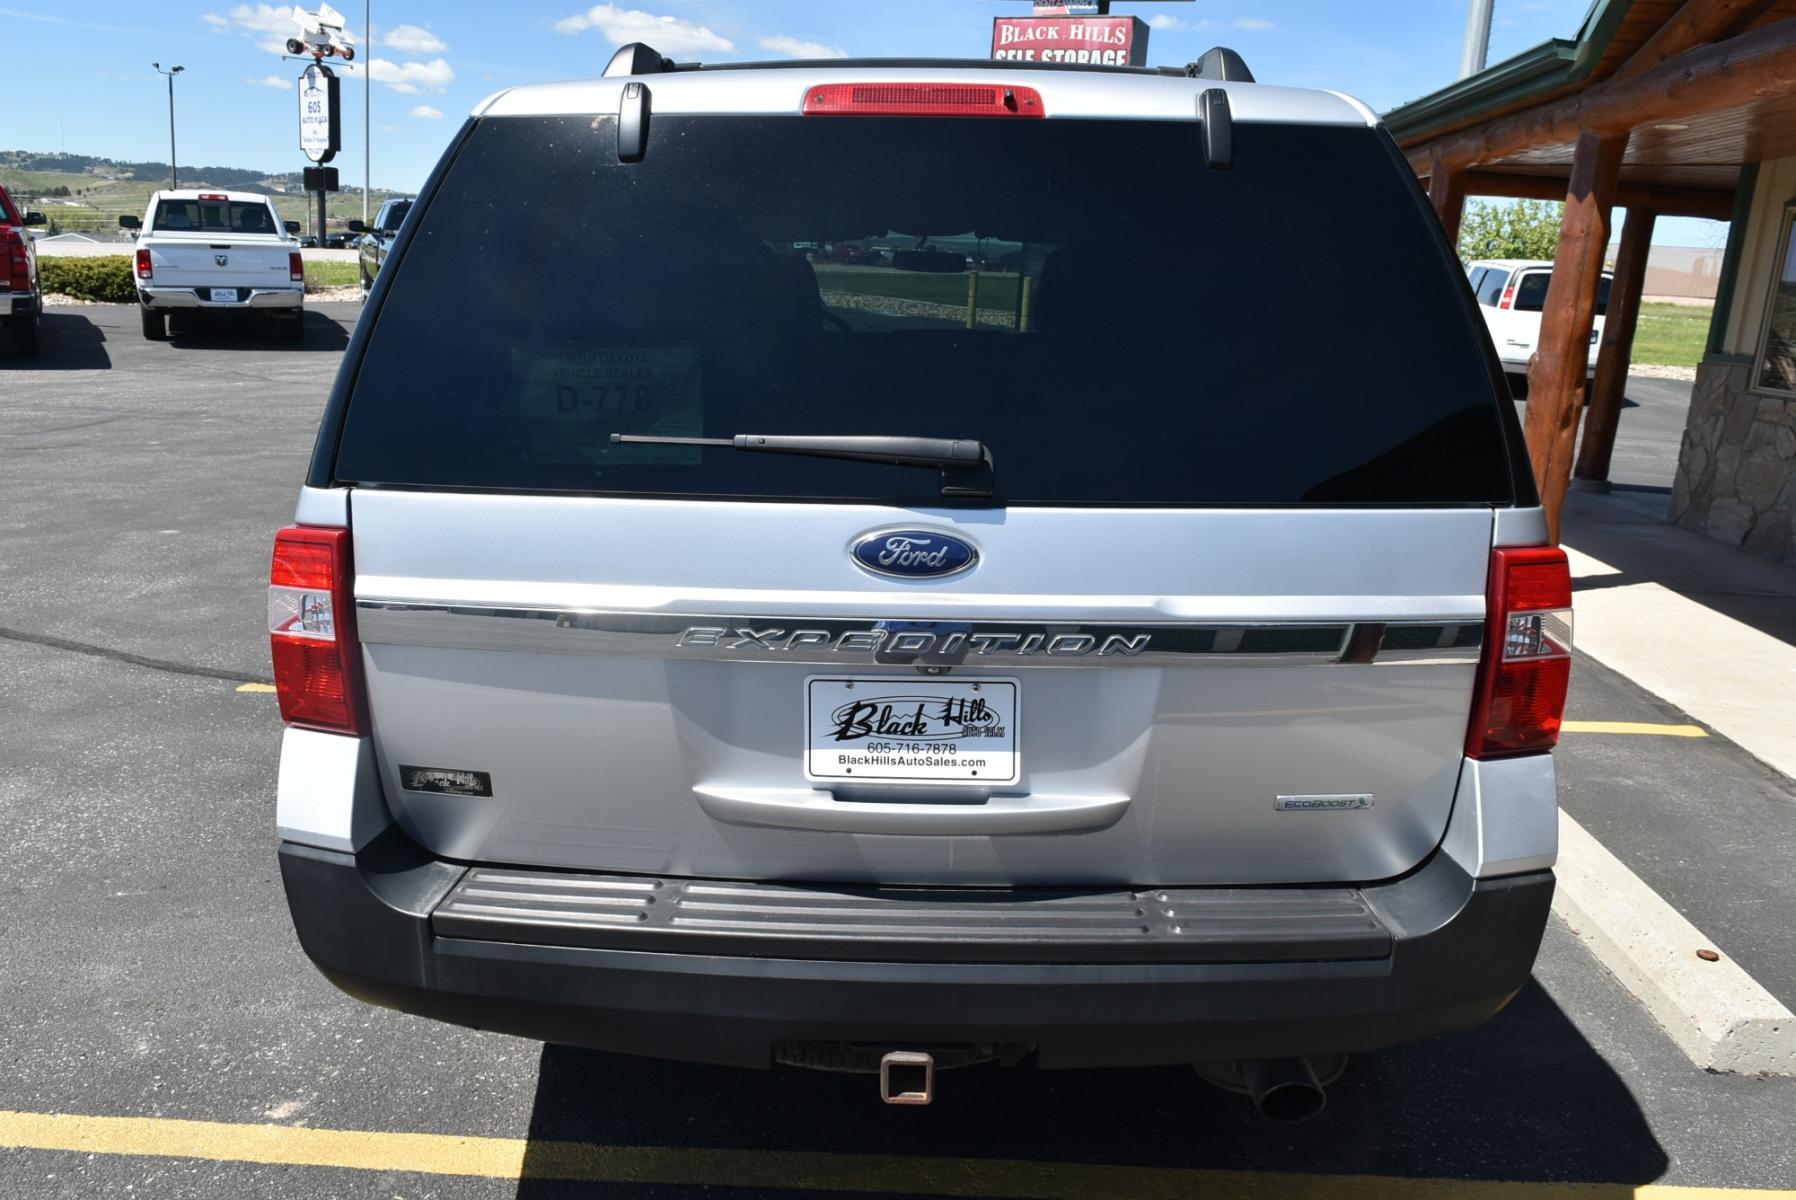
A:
[[355, 602, 1482, 667]]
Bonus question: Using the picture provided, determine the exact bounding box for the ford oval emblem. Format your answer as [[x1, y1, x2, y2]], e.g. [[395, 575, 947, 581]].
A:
[[850, 529, 978, 580]]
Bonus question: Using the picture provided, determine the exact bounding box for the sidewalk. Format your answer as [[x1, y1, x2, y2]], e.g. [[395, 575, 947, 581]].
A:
[[1560, 486, 1796, 781]]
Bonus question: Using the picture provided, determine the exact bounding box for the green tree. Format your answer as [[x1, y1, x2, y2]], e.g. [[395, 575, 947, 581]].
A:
[[1458, 199, 1563, 261]]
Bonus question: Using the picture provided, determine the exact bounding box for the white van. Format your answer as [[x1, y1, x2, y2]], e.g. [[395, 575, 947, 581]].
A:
[[1466, 259, 1611, 378]]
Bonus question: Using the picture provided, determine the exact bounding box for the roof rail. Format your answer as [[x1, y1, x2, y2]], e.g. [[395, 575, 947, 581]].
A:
[[604, 42, 678, 77], [1188, 47, 1255, 83]]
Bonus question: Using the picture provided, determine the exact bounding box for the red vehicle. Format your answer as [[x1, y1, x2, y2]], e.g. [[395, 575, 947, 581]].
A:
[[0, 180, 47, 357]]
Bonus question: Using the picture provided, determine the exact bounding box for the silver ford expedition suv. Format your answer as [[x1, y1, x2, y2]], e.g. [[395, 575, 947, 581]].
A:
[[273, 49, 1569, 1119]]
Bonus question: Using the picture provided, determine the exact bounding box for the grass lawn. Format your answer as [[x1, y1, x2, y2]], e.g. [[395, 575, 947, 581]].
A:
[[304, 260, 361, 290], [814, 266, 1021, 316], [1630, 302, 1711, 369]]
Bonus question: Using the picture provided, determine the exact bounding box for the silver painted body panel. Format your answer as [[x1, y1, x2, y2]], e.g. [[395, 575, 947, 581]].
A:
[[347, 489, 1500, 886], [1441, 754, 1559, 878], [477, 67, 1376, 128], [275, 728, 389, 852], [294, 486, 349, 528]]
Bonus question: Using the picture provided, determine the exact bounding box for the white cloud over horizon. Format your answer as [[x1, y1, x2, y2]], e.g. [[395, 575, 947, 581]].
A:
[[409, 104, 444, 119], [245, 73, 289, 89], [382, 24, 448, 56], [1150, 15, 1278, 33], [758, 34, 845, 59], [553, 4, 733, 55], [368, 57, 455, 94]]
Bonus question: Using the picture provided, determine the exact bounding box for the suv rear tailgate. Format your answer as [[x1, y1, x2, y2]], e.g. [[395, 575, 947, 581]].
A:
[[350, 490, 1490, 887]]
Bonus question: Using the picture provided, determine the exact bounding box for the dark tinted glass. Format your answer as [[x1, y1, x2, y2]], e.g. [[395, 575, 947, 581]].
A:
[[0, 189, 16, 224], [1476, 269, 1509, 306], [1514, 270, 1611, 315], [378, 200, 411, 233], [153, 199, 278, 234], [336, 115, 1512, 504]]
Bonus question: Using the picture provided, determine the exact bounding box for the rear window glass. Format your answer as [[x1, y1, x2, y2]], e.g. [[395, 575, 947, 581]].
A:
[[1513, 270, 1612, 316], [0, 189, 16, 225], [153, 199, 279, 234], [1476, 269, 1509, 307], [335, 115, 1514, 505]]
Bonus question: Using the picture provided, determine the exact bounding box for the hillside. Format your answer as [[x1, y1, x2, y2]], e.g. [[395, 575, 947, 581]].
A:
[[0, 150, 402, 238]]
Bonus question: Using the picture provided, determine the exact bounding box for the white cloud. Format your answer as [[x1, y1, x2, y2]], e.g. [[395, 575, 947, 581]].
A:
[[1231, 17, 1277, 32], [553, 5, 733, 55], [1148, 14, 1277, 34], [409, 104, 444, 119], [758, 34, 845, 59], [1149, 15, 1184, 30], [367, 57, 455, 94], [382, 23, 447, 56], [224, 3, 300, 53], [201, 11, 228, 30], [246, 74, 290, 89]]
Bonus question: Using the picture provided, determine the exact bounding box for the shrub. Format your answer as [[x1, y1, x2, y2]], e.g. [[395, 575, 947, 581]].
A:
[[38, 255, 138, 303]]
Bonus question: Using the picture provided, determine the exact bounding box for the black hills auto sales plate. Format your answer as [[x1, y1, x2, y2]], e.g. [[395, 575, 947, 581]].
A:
[[804, 677, 1020, 785]]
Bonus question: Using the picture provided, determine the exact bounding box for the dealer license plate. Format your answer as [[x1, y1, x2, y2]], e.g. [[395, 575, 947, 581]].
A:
[[804, 677, 1019, 785], [211, 288, 240, 304]]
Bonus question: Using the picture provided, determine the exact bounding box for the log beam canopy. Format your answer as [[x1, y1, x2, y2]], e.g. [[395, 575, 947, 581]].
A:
[[1524, 129, 1627, 543], [1428, 147, 1468, 245], [1575, 207, 1657, 488], [1612, 0, 1779, 81], [1411, 16, 1796, 173], [1456, 171, 1735, 219]]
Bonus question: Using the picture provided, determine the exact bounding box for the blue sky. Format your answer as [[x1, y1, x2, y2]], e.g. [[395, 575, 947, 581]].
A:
[[2, 0, 1723, 245]]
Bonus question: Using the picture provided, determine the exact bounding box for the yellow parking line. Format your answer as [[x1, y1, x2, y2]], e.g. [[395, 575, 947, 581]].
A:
[[1562, 721, 1708, 737], [234, 682, 276, 693], [1, 1110, 1792, 1198]]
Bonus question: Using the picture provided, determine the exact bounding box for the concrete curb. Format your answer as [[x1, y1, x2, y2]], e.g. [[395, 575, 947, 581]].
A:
[[1553, 810, 1796, 1075]]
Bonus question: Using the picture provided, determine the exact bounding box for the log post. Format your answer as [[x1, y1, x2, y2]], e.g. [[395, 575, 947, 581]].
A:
[[1428, 147, 1467, 247], [1574, 206, 1657, 490], [1523, 129, 1628, 541]]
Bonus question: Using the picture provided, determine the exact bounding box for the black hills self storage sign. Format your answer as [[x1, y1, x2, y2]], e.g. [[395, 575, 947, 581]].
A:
[[991, 16, 1149, 66]]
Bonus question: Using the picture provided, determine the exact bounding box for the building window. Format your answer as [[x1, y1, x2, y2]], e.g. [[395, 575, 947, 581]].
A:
[[1756, 205, 1796, 393]]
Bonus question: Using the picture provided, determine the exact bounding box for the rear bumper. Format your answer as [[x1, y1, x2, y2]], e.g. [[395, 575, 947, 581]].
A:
[[4, 291, 38, 318], [279, 831, 1554, 1069], [140, 286, 303, 310]]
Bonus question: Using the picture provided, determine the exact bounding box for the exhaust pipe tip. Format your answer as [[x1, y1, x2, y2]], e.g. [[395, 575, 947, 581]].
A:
[[1194, 1055, 1343, 1124], [1242, 1057, 1327, 1124]]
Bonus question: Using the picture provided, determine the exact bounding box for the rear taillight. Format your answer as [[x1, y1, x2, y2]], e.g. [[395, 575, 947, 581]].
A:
[[1498, 284, 1516, 309], [135, 248, 153, 280], [2, 229, 28, 292], [1466, 547, 1573, 758], [803, 83, 1044, 118], [289, 251, 304, 282], [269, 526, 366, 734]]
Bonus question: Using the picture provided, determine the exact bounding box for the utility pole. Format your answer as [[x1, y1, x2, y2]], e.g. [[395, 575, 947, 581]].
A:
[[1459, 0, 1494, 79], [153, 63, 185, 188], [363, 0, 371, 229]]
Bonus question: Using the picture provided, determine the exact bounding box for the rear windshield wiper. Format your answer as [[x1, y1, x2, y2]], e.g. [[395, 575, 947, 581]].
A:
[[610, 433, 995, 497]]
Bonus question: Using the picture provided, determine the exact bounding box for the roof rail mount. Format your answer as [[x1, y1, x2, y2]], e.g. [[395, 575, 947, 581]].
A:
[[605, 42, 677, 77], [618, 82, 651, 163], [1199, 88, 1233, 170], [1189, 47, 1255, 84]]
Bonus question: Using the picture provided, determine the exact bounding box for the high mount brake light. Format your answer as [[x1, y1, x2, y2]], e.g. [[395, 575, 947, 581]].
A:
[[1466, 546, 1573, 758], [803, 83, 1044, 118], [269, 526, 367, 734], [200, 193, 228, 201]]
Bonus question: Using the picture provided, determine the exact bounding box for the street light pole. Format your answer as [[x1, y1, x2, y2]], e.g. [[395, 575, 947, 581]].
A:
[[1459, 0, 1494, 79], [153, 63, 185, 188], [363, 0, 371, 229]]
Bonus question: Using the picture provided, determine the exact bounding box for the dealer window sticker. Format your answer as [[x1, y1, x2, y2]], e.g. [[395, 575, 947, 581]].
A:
[[509, 343, 704, 466]]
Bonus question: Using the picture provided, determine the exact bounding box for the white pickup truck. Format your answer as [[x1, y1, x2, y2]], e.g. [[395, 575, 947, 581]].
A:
[[121, 190, 306, 342]]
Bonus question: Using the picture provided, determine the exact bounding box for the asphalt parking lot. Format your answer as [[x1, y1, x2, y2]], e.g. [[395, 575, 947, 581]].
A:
[[4, 304, 1796, 1198]]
